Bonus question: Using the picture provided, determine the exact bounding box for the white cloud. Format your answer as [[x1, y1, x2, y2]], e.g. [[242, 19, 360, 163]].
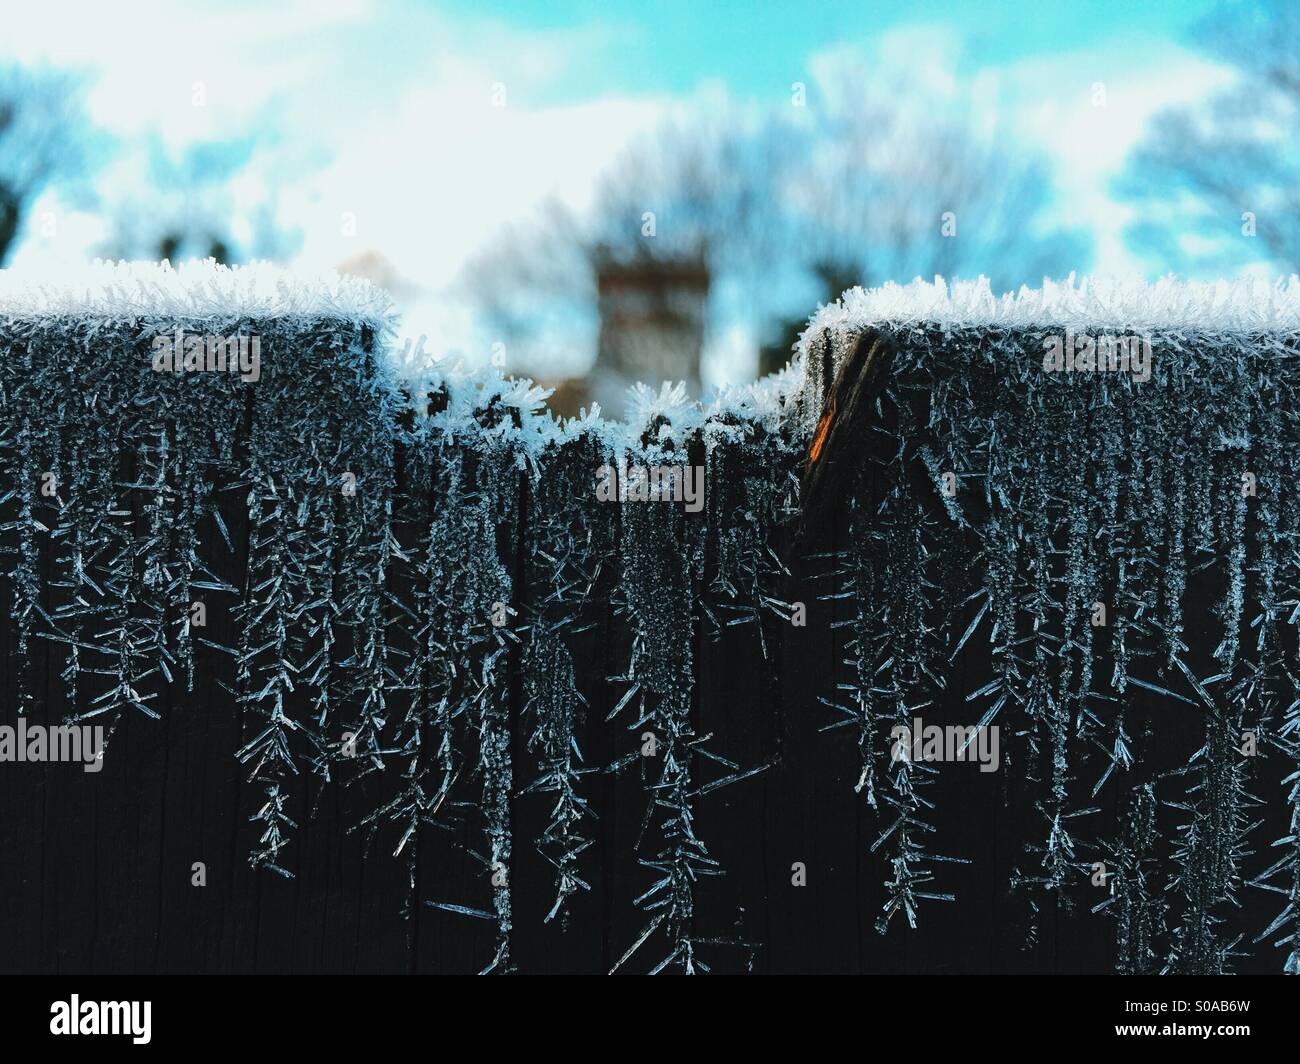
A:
[[296, 64, 662, 285], [4, 0, 372, 140], [992, 37, 1235, 278]]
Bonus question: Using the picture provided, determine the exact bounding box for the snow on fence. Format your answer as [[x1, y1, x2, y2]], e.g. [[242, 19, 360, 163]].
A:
[[2, 263, 1300, 974]]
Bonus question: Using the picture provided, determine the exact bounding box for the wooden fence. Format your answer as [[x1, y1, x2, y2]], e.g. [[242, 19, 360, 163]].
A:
[[1, 271, 1297, 973]]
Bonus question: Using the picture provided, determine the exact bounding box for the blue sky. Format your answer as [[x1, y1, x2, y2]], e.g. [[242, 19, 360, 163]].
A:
[[429, 0, 1221, 100], [1, 0, 1246, 383]]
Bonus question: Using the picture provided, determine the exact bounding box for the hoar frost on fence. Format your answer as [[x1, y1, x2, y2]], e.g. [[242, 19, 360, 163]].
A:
[[4, 262, 1300, 973], [0, 261, 802, 975], [802, 274, 1300, 974]]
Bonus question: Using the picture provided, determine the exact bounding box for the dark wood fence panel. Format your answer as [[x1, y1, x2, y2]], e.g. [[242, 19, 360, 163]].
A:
[[0, 304, 1295, 974]]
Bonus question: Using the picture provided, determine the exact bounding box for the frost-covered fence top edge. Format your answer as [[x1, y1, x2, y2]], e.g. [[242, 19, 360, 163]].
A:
[[0, 259, 397, 327], [802, 273, 1300, 335], [8, 262, 1300, 444]]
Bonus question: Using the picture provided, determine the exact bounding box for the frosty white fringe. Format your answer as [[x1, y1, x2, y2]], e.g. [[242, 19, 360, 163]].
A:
[[0, 258, 397, 329], [802, 274, 1300, 337]]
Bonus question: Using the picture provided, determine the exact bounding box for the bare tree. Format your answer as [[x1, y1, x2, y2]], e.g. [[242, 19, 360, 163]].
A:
[[1121, 0, 1300, 275], [98, 132, 301, 265], [796, 60, 1088, 291], [0, 65, 98, 266], [464, 60, 1089, 384]]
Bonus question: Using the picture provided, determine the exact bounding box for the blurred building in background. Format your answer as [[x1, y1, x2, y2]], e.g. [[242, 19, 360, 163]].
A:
[[589, 246, 709, 414], [337, 250, 423, 305]]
